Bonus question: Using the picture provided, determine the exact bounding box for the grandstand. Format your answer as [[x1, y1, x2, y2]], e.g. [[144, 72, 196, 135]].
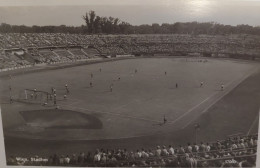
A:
[[1, 34, 260, 71]]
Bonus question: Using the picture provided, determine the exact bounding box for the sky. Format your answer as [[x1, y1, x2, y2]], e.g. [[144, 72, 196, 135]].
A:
[[0, 0, 260, 26]]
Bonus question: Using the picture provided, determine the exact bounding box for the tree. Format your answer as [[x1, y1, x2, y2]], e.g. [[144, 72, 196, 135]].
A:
[[0, 23, 12, 33], [82, 10, 97, 33], [152, 23, 160, 33]]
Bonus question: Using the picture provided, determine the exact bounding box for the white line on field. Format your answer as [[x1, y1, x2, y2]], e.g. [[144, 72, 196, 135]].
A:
[[168, 91, 218, 125], [180, 67, 259, 129], [247, 109, 259, 136], [167, 69, 243, 125]]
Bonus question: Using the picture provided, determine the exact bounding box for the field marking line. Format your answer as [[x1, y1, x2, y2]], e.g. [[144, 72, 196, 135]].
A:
[[180, 80, 235, 128], [168, 92, 219, 125], [61, 104, 162, 123], [180, 67, 259, 129], [247, 108, 259, 136]]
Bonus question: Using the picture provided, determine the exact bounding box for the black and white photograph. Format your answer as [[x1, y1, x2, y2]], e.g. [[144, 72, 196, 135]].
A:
[[0, 0, 259, 167]]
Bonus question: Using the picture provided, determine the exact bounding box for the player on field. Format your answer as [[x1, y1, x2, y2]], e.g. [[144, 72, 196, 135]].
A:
[[90, 82, 93, 87], [8, 85, 13, 103], [110, 84, 113, 92], [221, 84, 224, 91], [163, 115, 167, 124], [54, 94, 57, 105], [99, 68, 102, 72], [51, 88, 56, 94], [135, 69, 137, 73], [165, 71, 167, 75], [34, 88, 37, 99], [10, 96, 13, 104], [118, 77, 121, 81], [200, 82, 204, 87], [176, 83, 178, 88], [65, 84, 69, 93], [64, 94, 67, 100]]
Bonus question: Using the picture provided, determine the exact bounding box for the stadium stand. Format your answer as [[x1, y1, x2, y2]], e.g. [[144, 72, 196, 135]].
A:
[[1, 33, 260, 71], [6, 134, 258, 167]]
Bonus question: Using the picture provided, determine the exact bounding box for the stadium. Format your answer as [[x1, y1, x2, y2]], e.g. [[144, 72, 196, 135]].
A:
[[0, 2, 260, 167], [0, 32, 259, 167]]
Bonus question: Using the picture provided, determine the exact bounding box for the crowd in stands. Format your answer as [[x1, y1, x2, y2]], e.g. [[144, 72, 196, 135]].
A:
[[1, 33, 260, 70], [6, 134, 258, 167]]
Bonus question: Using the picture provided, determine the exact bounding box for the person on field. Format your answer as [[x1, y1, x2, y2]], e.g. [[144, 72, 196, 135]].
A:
[[30, 93, 34, 99], [163, 115, 167, 124], [33, 88, 37, 99], [221, 84, 224, 91], [110, 84, 113, 92], [54, 94, 57, 105], [10, 96, 13, 104], [65, 84, 69, 93], [165, 71, 167, 75], [90, 82, 93, 87], [135, 69, 137, 73], [200, 82, 204, 87], [176, 83, 178, 88]]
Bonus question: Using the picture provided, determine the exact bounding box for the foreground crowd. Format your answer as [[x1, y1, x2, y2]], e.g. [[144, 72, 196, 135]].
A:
[[1, 33, 260, 69], [7, 134, 258, 167]]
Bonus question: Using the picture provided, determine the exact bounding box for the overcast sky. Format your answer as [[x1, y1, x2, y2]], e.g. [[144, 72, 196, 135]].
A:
[[0, 0, 260, 26]]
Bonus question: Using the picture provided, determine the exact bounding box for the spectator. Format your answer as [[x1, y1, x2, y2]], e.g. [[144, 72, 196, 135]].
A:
[[168, 145, 175, 155], [161, 146, 169, 156], [155, 146, 162, 156], [64, 155, 70, 165]]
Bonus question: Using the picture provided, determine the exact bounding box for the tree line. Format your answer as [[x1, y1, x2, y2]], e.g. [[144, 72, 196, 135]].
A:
[[1, 10, 260, 35]]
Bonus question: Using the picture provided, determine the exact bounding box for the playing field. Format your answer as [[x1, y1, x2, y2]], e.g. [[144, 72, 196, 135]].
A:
[[1, 57, 259, 143]]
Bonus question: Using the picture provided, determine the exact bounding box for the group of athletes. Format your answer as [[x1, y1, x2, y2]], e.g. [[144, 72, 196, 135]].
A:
[[9, 67, 225, 122]]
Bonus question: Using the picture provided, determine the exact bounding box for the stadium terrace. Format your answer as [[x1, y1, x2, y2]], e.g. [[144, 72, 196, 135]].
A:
[[1, 33, 260, 70]]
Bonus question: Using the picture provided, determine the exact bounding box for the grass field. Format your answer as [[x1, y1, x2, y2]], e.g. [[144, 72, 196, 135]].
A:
[[0, 57, 259, 157]]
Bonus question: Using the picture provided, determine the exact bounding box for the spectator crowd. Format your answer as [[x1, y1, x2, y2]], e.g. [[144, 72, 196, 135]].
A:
[[7, 134, 258, 167], [1, 33, 260, 70]]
